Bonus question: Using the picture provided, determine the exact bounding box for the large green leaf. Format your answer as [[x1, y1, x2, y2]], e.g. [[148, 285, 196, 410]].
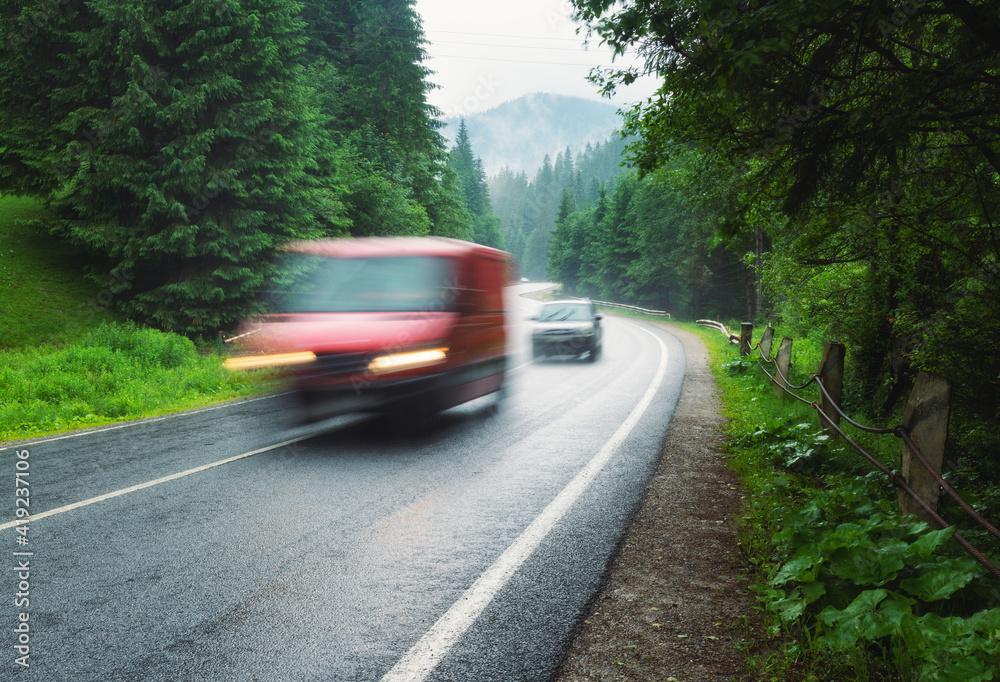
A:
[[909, 527, 956, 557], [828, 545, 905, 585], [925, 654, 992, 682], [817, 589, 915, 647], [771, 553, 822, 586], [817, 589, 889, 647], [898, 613, 925, 653], [769, 588, 808, 622], [900, 568, 977, 602]]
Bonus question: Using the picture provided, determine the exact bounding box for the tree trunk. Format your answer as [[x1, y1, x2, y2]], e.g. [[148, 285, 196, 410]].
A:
[[745, 229, 765, 320], [754, 228, 765, 315]]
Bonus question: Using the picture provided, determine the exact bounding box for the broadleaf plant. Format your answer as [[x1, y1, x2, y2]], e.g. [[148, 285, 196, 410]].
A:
[[767, 478, 999, 678]]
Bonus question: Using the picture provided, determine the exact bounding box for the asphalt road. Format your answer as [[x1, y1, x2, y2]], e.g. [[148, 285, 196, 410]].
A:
[[0, 284, 686, 681]]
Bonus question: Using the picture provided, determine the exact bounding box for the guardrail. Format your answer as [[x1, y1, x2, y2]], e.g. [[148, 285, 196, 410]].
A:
[[696, 319, 739, 343], [575, 298, 672, 320]]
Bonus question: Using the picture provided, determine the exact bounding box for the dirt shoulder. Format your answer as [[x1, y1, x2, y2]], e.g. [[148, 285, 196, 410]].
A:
[[554, 321, 754, 681]]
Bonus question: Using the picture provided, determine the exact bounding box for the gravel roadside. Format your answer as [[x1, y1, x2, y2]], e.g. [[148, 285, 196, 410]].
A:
[[554, 321, 755, 681]]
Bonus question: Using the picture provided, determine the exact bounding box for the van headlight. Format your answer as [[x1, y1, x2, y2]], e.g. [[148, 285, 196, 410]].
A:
[[367, 348, 448, 374], [223, 351, 317, 370]]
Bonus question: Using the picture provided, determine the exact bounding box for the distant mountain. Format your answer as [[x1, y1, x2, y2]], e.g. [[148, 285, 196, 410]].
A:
[[439, 93, 622, 176]]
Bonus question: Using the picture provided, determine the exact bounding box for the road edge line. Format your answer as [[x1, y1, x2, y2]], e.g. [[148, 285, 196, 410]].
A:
[[0, 426, 340, 531], [380, 323, 670, 682]]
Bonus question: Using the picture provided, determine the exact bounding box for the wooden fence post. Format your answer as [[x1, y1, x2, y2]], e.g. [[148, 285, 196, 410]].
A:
[[740, 323, 753, 356], [773, 337, 793, 398], [759, 326, 775, 360], [817, 341, 846, 436], [898, 372, 951, 524]]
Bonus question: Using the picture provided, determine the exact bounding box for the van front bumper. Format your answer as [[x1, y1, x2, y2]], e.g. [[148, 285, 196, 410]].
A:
[[293, 355, 506, 421]]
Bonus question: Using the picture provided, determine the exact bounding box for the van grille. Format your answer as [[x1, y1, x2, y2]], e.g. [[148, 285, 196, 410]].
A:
[[312, 352, 372, 375]]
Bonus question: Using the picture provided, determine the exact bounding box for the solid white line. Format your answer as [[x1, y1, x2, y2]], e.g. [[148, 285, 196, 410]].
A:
[[0, 429, 326, 532], [380, 323, 669, 682], [0, 392, 289, 452]]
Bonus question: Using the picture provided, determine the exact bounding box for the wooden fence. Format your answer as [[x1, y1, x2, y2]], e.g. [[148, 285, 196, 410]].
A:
[[698, 320, 1000, 579]]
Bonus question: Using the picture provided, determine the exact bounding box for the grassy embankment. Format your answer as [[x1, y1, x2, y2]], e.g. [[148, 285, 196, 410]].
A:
[[598, 305, 1000, 681], [0, 196, 279, 443]]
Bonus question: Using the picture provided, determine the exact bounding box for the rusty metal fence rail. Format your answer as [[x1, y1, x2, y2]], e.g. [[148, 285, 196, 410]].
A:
[[569, 296, 671, 319], [710, 321, 1000, 581], [696, 319, 739, 343], [592, 300, 671, 319]]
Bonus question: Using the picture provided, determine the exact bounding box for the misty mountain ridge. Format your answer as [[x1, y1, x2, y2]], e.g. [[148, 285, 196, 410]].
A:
[[439, 93, 622, 176]]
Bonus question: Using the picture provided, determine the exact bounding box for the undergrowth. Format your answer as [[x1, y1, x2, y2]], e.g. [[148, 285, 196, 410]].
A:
[[690, 323, 1000, 681], [0, 322, 279, 442]]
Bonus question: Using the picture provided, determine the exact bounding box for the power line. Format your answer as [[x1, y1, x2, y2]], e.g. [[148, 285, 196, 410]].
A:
[[297, 27, 625, 68], [426, 53, 617, 68], [299, 27, 602, 53], [424, 29, 593, 44], [296, 10, 592, 43], [419, 38, 600, 53]]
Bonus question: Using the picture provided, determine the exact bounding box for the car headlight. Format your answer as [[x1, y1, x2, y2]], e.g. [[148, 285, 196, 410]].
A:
[[223, 351, 317, 370], [367, 348, 448, 374]]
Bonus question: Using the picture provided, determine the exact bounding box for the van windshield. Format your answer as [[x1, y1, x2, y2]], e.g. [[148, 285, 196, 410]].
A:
[[274, 254, 456, 313]]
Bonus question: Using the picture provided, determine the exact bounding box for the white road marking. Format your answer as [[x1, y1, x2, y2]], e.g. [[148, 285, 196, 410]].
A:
[[380, 322, 670, 682], [0, 421, 355, 532]]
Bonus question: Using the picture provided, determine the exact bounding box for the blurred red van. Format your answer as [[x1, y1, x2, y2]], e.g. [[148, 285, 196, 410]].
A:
[[226, 237, 510, 423]]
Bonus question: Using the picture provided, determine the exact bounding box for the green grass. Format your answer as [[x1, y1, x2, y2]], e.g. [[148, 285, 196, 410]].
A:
[[0, 322, 281, 443], [594, 303, 1000, 678], [0, 195, 120, 348], [688, 322, 1000, 680], [689, 325, 874, 679], [0, 196, 279, 443]]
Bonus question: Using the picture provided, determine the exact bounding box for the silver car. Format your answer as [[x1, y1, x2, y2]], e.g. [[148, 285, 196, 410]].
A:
[[530, 300, 603, 362]]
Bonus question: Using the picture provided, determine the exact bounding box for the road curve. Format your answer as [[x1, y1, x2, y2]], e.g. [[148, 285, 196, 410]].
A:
[[0, 284, 686, 681]]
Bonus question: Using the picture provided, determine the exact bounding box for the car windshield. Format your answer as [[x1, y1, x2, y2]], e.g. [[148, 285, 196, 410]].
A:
[[538, 304, 592, 322], [273, 254, 456, 313]]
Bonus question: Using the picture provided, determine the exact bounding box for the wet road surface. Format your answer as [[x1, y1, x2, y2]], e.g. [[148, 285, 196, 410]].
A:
[[0, 284, 686, 681]]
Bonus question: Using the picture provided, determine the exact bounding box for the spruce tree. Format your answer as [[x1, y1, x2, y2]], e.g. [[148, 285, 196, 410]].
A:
[[304, 0, 467, 240], [448, 118, 503, 246], [448, 120, 490, 217], [1, 0, 330, 334]]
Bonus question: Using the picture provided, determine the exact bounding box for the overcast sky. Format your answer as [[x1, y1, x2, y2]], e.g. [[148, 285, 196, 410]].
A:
[[413, 0, 661, 119]]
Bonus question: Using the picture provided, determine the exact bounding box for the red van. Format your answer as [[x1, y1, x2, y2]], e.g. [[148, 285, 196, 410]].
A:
[[226, 237, 510, 424]]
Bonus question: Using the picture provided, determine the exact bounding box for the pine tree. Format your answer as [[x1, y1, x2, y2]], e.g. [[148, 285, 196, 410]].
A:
[[447, 118, 504, 246], [1, 0, 327, 334], [577, 186, 608, 297], [449, 120, 489, 217], [593, 173, 641, 301], [304, 0, 464, 240], [546, 189, 581, 290]]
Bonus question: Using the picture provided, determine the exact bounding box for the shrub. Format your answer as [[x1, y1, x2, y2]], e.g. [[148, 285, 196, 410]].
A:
[[766, 479, 1000, 680], [0, 322, 276, 441]]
